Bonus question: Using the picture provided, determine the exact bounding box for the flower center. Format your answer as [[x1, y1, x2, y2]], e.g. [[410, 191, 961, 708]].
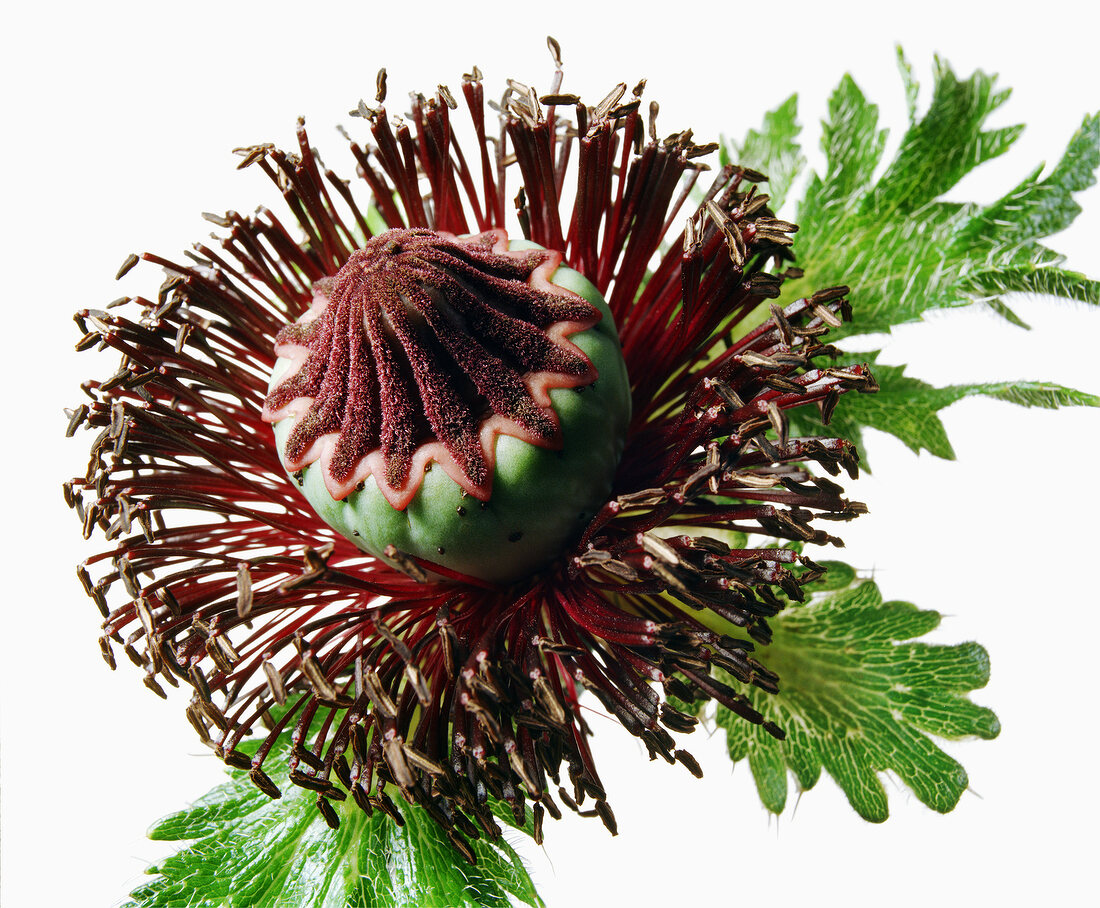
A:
[[263, 227, 632, 584], [263, 227, 602, 508]]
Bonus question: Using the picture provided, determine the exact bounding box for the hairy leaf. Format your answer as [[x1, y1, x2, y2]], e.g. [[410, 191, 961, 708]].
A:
[[722, 93, 806, 213], [128, 734, 543, 908], [725, 52, 1099, 457], [782, 55, 1098, 338], [789, 355, 1099, 461], [716, 566, 1000, 820]]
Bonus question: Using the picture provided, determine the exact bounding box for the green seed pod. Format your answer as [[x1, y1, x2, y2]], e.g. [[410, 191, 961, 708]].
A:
[[264, 228, 631, 584]]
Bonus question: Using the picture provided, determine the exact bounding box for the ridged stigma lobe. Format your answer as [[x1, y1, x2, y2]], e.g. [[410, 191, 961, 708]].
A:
[[262, 228, 601, 509]]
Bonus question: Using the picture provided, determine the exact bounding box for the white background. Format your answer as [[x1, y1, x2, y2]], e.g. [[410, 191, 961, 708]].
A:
[[3, 2, 1098, 906]]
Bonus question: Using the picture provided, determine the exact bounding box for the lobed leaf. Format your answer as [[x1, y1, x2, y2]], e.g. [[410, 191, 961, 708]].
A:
[[728, 58, 1098, 460], [722, 93, 806, 213], [129, 734, 543, 908], [715, 566, 1000, 821], [723, 55, 1098, 458], [963, 112, 1100, 262], [789, 355, 1099, 462]]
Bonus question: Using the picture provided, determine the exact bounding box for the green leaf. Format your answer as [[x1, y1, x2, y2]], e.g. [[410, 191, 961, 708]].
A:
[[895, 47, 919, 125], [807, 75, 888, 214], [715, 568, 1000, 821], [964, 262, 1100, 308], [940, 380, 1100, 410], [725, 59, 1099, 459], [963, 113, 1100, 261], [867, 58, 1021, 216], [806, 558, 856, 591], [722, 94, 806, 213], [128, 734, 543, 908], [789, 356, 1099, 461], [786, 62, 1096, 336]]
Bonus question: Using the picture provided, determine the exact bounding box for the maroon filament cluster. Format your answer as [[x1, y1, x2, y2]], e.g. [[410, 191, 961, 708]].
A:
[[263, 228, 599, 506], [68, 42, 877, 858]]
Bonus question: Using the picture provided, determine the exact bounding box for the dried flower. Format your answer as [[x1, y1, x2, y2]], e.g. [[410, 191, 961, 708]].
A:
[[68, 42, 872, 854]]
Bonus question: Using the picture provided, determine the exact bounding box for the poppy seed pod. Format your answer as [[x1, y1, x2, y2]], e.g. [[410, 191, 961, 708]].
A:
[[264, 228, 631, 584]]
